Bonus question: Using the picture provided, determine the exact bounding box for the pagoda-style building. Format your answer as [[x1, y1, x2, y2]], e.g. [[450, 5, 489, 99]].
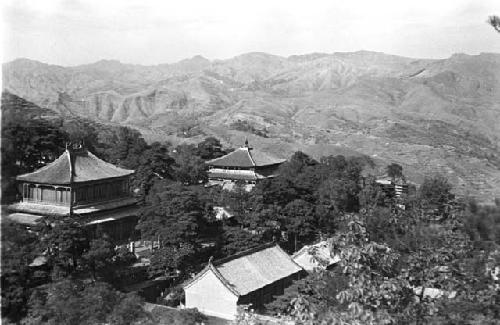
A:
[[205, 141, 285, 188], [7, 143, 139, 242]]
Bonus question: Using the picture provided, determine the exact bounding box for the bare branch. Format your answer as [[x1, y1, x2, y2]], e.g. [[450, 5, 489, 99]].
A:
[[487, 15, 500, 33]]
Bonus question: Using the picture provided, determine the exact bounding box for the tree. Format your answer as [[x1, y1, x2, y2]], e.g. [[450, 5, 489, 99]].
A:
[[283, 186, 500, 324], [219, 225, 266, 256], [257, 177, 299, 206], [316, 177, 359, 214], [148, 243, 195, 278], [41, 219, 89, 277], [281, 199, 317, 251], [82, 238, 116, 280], [24, 280, 150, 325], [279, 152, 318, 183], [1, 117, 67, 203], [418, 174, 453, 214], [265, 272, 345, 317], [108, 293, 150, 325], [359, 176, 387, 210], [1, 223, 42, 322], [488, 15, 500, 33], [25, 279, 86, 325], [172, 144, 207, 185], [102, 126, 148, 169], [197, 137, 226, 160], [137, 183, 206, 246], [221, 182, 258, 217], [386, 163, 403, 179], [132, 142, 176, 201], [149, 306, 207, 325]]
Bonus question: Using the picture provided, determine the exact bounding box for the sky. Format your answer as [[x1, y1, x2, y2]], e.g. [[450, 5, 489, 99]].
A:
[[2, 0, 500, 66]]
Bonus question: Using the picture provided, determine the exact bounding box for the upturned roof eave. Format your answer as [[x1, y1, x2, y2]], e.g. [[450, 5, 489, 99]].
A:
[[15, 149, 135, 185], [16, 172, 135, 185]]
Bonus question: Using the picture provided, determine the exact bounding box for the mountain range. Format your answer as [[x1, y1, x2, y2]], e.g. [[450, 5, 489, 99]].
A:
[[3, 51, 500, 203]]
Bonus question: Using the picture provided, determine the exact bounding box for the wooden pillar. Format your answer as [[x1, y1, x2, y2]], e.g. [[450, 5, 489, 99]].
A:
[[69, 187, 74, 215], [22, 183, 27, 201]]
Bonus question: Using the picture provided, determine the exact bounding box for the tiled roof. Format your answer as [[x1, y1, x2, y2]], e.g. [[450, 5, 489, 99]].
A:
[[185, 243, 303, 296], [206, 147, 285, 168], [17, 149, 134, 185], [292, 240, 340, 271]]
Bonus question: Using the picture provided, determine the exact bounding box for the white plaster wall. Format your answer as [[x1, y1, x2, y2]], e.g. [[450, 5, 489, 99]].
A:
[[185, 269, 239, 320]]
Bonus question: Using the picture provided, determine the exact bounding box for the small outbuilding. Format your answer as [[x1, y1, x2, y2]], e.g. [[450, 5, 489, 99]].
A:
[[183, 243, 304, 319], [292, 240, 340, 272]]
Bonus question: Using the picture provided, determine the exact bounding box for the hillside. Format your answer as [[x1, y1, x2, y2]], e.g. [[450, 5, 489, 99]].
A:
[[3, 51, 500, 203]]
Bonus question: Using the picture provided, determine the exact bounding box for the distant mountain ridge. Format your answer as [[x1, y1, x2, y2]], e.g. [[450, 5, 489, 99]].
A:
[[3, 51, 500, 203]]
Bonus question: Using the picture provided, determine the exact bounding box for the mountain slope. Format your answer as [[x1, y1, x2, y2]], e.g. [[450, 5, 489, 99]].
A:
[[3, 51, 500, 203]]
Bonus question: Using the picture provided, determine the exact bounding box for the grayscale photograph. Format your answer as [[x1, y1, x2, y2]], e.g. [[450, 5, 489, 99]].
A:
[[1, 0, 499, 324]]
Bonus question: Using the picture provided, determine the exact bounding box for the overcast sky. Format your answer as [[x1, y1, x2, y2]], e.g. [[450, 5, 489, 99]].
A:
[[2, 0, 500, 66]]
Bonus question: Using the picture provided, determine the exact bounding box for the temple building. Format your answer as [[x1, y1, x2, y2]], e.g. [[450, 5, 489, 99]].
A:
[[205, 141, 285, 189], [7, 143, 139, 242], [183, 243, 305, 319]]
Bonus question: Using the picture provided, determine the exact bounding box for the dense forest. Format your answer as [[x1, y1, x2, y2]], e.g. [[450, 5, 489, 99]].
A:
[[1, 92, 500, 324]]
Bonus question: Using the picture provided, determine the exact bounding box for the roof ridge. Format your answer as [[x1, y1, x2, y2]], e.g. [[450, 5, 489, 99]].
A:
[[86, 151, 134, 172], [212, 242, 277, 266], [67, 149, 74, 181], [292, 242, 325, 258], [16, 151, 68, 178], [208, 263, 240, 296], [182, 263, 240, 296], [246, 147, 256, 167], [205, 149, 234, 165], [274, 244, 305, 270]]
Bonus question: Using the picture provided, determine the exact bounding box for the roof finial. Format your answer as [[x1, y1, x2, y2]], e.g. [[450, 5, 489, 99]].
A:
[[208, 256, 213, 264], [244, 138, 249, 148]]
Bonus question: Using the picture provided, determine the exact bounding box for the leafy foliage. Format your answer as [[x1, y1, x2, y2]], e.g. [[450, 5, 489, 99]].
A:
[[386, 163, 403, 179], [25, 280, 149, 325], [220, 225, 267, 256], [40, 218, 89, 277], [488, 15, 500, 33], [137, 183, 207, 246], [149, 306, 207, 325], [1, 223, 42, 321], [278, 188, 500, 324], [197, 136, 226, 160], [82, 238, 116, 280], [418, 175, 454, 214], [148, 243, 195, 277], [172, 144, 208, 185]]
